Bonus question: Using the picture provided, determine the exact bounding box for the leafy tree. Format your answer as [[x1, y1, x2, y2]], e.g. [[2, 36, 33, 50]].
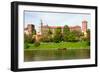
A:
[[63, 25, 70, 34], [67, 31, 81, 42], [86, 29, 90, 45], [41, 28, 53, 42], [42, 35, 53, 42], [63, 25, 70, 41], [48, 28, 52, 35], [32, 30, 36, 35], [24, 34, 35, 43], [87, 29, 90, 41], [55, 27, 62, 34], [24, 43, 29, 49], [81, 29, 90, 46], [67, 31, 76, 42], [34, 41, 40, 47], [53, 27, 62, 43]]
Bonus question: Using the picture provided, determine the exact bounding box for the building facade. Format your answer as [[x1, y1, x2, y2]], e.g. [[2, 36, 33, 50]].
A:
[[40, 20, 87, 37], [24, 20, 88, 42]]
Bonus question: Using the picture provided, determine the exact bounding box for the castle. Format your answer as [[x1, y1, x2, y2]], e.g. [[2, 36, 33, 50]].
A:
[[24, 19, 88, 41], [40, 20, 87, 37]]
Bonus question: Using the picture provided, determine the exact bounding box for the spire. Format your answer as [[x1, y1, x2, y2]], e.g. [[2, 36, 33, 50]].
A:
[[40, 19, 43, 27], [40, 19, 43, 34]]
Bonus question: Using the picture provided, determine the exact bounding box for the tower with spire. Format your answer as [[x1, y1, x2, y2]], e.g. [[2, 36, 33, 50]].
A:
[[40, 19, 43, 34]]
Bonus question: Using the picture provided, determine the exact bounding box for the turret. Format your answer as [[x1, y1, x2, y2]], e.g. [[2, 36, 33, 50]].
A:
[[82, 20, 87, 37]]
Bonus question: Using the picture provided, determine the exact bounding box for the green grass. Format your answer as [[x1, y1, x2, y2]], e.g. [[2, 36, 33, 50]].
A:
[[25, 41, 90, 50]]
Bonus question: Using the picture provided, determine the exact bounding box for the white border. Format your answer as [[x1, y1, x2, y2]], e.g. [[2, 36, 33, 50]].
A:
[[18, 5, 95, 68]]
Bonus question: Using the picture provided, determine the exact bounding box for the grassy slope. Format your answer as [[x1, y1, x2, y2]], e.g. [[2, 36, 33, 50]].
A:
[[25, 41, 90, 50]]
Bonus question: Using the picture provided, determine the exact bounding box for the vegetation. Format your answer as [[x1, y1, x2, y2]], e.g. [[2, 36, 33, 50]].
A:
[[25, 41, 89, 50], [63, 25, 70, 41], [86, 29, 90, 45], [41, 28, 53, 42], [24, 34, 35, 43], [24, 25, 90, 50], [67, 31, 82, 42], [34, 41, 40, 47], [24, 43, 29, 49], [53, 27, 62, 43]]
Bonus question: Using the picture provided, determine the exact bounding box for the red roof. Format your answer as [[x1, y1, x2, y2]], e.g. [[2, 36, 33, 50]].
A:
[[48, 26, 64, 28], [42, 25, 81, 29], [69, 26, 81, 29]]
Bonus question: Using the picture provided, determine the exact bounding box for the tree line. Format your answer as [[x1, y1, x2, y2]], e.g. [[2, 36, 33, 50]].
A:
[[24, 25, 90, 48]]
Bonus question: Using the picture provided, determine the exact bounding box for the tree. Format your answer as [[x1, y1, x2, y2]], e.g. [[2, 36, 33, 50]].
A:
[[86, 29, 90, 45], [53, 27, 62, 43], [55, 27, 62, 34], [63, 25, 70, 34], [63, 25, 70, 42], [67, 31, 81, 42], [48, 28, 52, 35], [67, 31, 76, 42], [87, 29, 90, 41], [41, 28, 53, 42], [24, 34, 35, 43], [32, 30, 36, 35], [42, 35, 53, 42], [34, 41, 40, 47]]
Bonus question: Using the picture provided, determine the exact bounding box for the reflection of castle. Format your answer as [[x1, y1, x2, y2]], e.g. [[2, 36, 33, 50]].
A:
[[40, 20, 87, 36]]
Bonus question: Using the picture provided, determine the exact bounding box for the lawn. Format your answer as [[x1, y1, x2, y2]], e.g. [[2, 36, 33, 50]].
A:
[[25, 41, 90, 50]]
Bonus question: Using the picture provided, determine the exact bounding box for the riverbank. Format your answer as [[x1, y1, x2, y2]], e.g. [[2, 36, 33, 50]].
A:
[[24, 41, 90, 50]]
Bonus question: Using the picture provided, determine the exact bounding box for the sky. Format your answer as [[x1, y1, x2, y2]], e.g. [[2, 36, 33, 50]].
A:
[[24, 11, 91, 32]]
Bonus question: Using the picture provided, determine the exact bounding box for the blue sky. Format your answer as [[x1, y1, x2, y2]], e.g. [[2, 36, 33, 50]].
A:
[[24, 11, 91, 32]]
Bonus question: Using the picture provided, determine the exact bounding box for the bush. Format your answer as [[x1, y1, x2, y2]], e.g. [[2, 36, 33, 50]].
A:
[[52, 27, 63, 43], [85, 41, 90, 46], [34, 42, 40, 47], [42, 35, 53, 42], [24, 34, 35, 43], [66, 31, 80, 42], [53, 34, 62, 43], [24, 43, 29, 49]]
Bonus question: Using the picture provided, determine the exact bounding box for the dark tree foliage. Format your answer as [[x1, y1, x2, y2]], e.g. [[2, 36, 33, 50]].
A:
[[42, 28, 53, 42], [86, 29, 90, 45], [63, 25, 70, 34], [67, 31, 81, 42], [34, 41, 40, 47], [63, 25, 70, 42], [53, 27, 62, 43], [24, 34, 35, 43]]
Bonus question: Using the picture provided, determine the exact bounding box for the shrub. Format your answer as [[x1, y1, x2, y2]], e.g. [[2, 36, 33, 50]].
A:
[[34, 42, 40, 47], [85, 41, 90, 46], [24, 43, 29, 49], [42, 35, 53, 42], [66, 31, 80, 42], [53, 34, 62, 43], [24, 34, 35, 43]]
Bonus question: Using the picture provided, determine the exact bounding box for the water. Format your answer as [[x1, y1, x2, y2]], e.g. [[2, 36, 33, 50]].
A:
[[24, 49, 90, 62]]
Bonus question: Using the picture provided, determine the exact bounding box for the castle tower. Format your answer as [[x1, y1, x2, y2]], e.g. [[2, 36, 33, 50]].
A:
[[82, 20, 87, 37], [40, 19, 43, 27], [40, 19, 43, 34]]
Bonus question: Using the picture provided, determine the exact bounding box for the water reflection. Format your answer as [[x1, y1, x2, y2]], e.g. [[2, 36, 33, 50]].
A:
[[24, 49, 90, 62]]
